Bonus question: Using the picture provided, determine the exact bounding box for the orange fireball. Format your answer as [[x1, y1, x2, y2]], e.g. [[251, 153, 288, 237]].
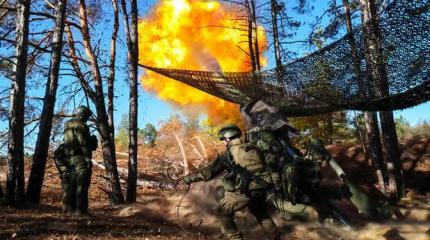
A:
[[138, 0, 267, 126]]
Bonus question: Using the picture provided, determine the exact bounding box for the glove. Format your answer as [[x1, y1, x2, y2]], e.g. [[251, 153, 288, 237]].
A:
[[182, 175, 195, 185], [59, 166, 68, 173], [86, 159, 93, 169]]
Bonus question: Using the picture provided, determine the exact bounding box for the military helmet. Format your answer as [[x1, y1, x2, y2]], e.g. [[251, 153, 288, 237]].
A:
[[218, 123, 242, 140], [74, 106, 92, 120]]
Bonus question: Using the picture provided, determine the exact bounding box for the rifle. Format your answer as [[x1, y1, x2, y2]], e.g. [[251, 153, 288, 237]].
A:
[[220, 152, 272, 194]]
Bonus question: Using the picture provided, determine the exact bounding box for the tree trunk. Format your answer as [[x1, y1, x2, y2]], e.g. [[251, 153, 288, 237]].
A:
[[78, 0, 123, 204], [344, 0, 388, 191], [245, 0, 256, 71], [107, 0, 119, 144], [120, 0, 139, 203], [363, 111, 386, 184], [250, 0, 260, 71], [26, 0, 67, 203], [269, 0, 286, 92], [6, 0, 30, 205], [360, 0, 403, 199], [270, 0, 282, 68]]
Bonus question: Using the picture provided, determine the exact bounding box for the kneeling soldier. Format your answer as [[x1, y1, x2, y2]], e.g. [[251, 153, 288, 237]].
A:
[[183, 124, 280, 240]]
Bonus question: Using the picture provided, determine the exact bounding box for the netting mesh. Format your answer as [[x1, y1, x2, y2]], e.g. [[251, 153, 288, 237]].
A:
[[141, 0, 430, 117]]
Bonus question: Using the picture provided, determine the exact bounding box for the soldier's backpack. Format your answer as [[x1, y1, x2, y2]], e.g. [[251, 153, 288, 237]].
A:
[[249, 130, 321, 205], [281, 157, 320, 204], [53, 144, 69, 176]]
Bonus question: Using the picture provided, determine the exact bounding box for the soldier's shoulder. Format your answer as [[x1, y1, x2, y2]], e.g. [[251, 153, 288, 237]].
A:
[[239, 142, 260, 151], [66, 118, 86, 129], [65, 118, 77, 127]]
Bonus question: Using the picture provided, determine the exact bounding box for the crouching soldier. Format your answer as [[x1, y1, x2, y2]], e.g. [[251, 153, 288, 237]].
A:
[[182, 124, 281, 240], [57, 106, 97, 216]]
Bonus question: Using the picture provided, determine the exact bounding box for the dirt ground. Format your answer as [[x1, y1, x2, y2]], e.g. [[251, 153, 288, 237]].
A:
[[1, 136, 430, 240]]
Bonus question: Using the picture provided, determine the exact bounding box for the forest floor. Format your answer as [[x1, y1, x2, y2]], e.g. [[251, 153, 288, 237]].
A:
[[1, 136, 430, 240]]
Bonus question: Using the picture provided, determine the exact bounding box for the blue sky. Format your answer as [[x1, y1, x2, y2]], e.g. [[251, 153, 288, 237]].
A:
[[0, 0, 429, 150]]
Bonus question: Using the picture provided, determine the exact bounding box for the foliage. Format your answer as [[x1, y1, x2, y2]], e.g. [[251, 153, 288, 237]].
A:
[[395, 116, 430, 138], [395, 115, 412, 139], [115, 113, 129, 150], [139, 123, 157, 147], [290, 111, 355, 145]]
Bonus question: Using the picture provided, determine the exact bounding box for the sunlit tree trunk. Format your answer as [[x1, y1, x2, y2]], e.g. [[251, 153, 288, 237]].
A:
[[360, 0, 403, 199], [250, 0, 260, 70], [120, 0, 139, 203], [245, 0, 256, 71], [107, 0, 119, 144], [270, 0, 282, 68], [6, 0, 30, 205], [78, 0, 124, 204], [27, 0, 68, 203]]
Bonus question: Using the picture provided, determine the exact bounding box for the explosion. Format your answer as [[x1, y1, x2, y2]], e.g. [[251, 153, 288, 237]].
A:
[[138, 0, 267, 125]]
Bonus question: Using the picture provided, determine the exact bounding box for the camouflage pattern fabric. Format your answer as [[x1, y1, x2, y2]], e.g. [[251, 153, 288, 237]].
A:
[[184, 138, 280, 240], [61, 118, 93, 214], [141, 0, 430, 116]]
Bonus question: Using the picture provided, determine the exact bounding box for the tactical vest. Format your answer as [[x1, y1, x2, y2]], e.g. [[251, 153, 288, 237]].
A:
[[227, 138, 272, 192], [64, 119, 86, 157], [250, 130, 286, 185], [248, 130, 321, 204]]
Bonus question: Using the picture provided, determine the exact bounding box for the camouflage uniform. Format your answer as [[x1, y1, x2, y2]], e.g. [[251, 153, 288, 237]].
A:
[[184, 125, 280, 240], [62, 106, 95, 215]]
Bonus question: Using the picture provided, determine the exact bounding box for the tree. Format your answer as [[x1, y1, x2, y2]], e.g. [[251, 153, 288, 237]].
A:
[[395, 115, 411, 139], [107, 0, 119, 144], [140, 124, 157, 147], [270, 0, 282, 68], [360, 0, 404, 199], [6, 0, 31, 205], [64, 0, 124, 204], [115, 113, 129, 149], [26, 0, 68, 203], [119, 0, 139, 203], [341, 0, 388, 193]]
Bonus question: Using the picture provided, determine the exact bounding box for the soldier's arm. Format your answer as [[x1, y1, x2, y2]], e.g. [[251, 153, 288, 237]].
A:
[[74, 124, 92, 165], [184, 152, 227, 184]]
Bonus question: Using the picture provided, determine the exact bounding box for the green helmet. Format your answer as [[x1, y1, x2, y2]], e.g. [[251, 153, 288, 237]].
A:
[[74, 106, 92, 120], [218, 123, 242, 140]]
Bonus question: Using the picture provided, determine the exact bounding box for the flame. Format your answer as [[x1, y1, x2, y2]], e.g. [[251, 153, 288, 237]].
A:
[[138, 0, 267, 126]]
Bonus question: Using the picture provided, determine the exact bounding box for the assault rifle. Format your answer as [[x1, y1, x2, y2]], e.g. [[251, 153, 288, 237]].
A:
[[221, 156, 272, 194]]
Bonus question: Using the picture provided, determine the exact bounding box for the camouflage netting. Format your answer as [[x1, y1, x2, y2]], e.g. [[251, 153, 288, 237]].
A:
[[141, 0, 430, 117]]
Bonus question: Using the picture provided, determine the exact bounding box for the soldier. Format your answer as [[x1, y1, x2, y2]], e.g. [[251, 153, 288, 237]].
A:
[[61, 106, 97, 216], [183, 124, 281, 240]]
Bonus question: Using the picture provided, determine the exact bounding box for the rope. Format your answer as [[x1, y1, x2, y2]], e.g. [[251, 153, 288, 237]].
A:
[[176, 184, 191, 235], [175, 183, 205, 236]]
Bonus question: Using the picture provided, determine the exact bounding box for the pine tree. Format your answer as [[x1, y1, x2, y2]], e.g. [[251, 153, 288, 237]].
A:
[[27, 0, 68, 204]]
